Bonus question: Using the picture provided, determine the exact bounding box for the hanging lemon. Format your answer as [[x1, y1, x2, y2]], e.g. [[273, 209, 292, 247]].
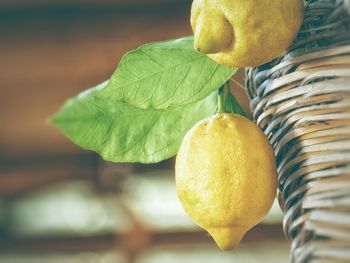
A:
[[175, 113, 277, 250], [191, 0, 304, 67]]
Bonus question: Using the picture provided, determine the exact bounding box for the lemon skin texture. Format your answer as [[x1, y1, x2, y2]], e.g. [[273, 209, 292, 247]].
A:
[[191, 0, 304, 67], [175, 114, 277, 250]]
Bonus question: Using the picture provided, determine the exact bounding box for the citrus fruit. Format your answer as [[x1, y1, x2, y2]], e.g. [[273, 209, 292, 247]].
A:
[[191, 0, 304, 67], [175, 113, 277, 250]]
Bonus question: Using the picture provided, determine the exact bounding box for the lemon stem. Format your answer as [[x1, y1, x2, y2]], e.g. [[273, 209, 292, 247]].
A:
[[217, 87, 225, 113]]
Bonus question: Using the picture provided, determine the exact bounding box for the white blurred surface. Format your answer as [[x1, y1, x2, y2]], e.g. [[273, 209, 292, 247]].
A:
[[137, 242, 289, 263]]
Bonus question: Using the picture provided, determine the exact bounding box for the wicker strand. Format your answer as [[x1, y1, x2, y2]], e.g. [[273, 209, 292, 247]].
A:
[[246, 0, 350, 262]]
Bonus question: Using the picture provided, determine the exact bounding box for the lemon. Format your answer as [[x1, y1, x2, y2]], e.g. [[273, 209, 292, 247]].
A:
[[175, 113, 277, 250], [191, 0, 304, 67]]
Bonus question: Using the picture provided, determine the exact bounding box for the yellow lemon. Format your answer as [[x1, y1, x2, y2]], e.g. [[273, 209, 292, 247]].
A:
[[191, 0, 304, 67], [175, 113, 277, 250]]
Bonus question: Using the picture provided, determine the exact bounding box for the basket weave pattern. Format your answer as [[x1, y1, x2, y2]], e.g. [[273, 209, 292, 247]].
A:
[[246, 1, 350, 262]]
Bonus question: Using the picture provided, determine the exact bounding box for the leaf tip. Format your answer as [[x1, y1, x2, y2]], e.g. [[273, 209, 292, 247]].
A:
[[46, 111, 62, 127]]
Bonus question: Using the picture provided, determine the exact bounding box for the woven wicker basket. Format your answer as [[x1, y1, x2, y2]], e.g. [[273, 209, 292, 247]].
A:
[[245, 0, 350, 262]]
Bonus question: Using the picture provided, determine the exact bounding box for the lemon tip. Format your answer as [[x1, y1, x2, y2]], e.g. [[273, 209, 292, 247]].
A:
[[207, 226, 248, 251]]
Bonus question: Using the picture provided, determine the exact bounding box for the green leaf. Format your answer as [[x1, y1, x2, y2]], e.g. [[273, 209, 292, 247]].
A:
[[51, 82, 217, 163], [98, 36, 236, 109], [224, 89, 247, 117]]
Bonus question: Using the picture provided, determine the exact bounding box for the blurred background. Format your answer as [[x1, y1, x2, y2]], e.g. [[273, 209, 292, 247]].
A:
[[0, 0, 289, 262]]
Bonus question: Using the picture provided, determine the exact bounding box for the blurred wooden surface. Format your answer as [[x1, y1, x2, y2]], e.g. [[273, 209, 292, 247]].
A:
[[0, 154, 98, 197], [0, 224, 284, 252], [0, 0, 188, 7]]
